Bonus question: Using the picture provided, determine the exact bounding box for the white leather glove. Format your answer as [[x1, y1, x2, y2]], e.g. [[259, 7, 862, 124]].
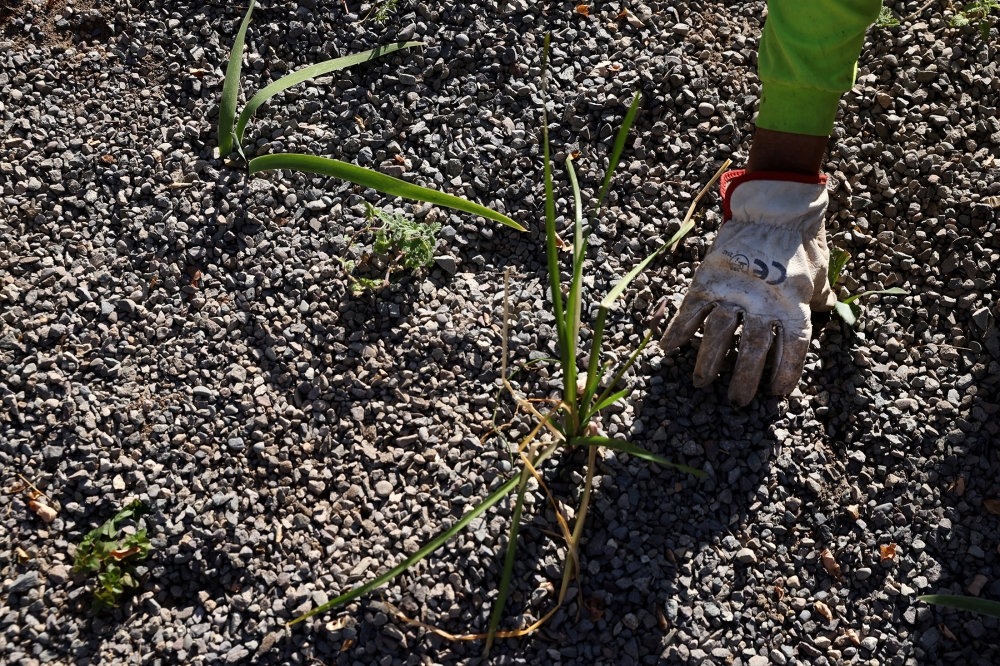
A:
[[659, 171, 837, 407]]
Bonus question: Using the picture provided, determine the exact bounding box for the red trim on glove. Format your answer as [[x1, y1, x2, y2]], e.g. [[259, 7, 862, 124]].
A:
[[720, 170, 828, 221]]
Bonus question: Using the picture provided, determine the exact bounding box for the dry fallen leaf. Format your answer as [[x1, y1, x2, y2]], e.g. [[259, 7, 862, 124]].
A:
[[28, 500, 57, 523], [984, 499, 1000, 515], [655, 605, 669, 631], [325, 617, 348, 632], [984, 195, 1000, 209], [586, 596, 605, 622], [110, 547, 141, 560], [880, 543, 898, 562], [101, 154, 117, 164], [15, 547, 30, 563], [774, 585, 785, 602], [814, 601, 834, 622], [939, 623, 957, 640], [845, 628, 861, 645], [665, 548, 677, 563], [955, 476, 966, 496], [821, 548, 843, 581], [846, 505, 860, 520], [576, 4, 590, 16], [189, 68, 208, 77], [340, 638, 355, 652]]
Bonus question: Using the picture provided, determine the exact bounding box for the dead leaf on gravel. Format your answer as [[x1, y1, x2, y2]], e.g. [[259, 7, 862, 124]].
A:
[[15, 547, 30, 563], [821, 549, 843, 581], [880, 543, 898, 561], [340, 638, 354, 651], [845, 628, 861, 645], [110, 547, 141, 560], [101, 155, 117, 164], [846, 505, 860, 520], [189, 68, 208, 77], [575, 4, 590, 16], [984, 195, 1000, 209], [28, 500, 57, 523], [655, 606, 668, 631], [955, 476, 965, 496], [325, 617, 348, 632], [939, 623, 957, 640], [984, 499, 1000, 515], [774, 585, 785, 602], [814, 601, 834, 621]]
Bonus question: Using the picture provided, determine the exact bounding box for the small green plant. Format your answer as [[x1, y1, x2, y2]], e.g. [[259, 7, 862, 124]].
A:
[[367, 0, 400, 23], [218, 1, 523, 233], [72, 500, 152, 609], [338, 203, 441, 293], [920, 595, 1000, 618], [876, 5, 900, 27], [950, 0, 998, 39], [828, 247, 907, 326], [289, 35, 712, 655]]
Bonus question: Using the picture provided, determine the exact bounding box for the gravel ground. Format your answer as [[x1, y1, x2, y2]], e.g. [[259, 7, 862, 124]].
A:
[[2, 0, 1000, 665]]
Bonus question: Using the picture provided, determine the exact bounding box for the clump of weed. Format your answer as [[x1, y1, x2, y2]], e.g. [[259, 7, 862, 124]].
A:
[[72, 500, 152, 609], [828, 247, 907, 326], [951, 0, 998, 39], [876, 5, 900, 26], [338, 204, 441, 293]]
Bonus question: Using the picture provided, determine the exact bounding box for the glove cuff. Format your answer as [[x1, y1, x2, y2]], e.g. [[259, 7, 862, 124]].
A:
[[720, 170, 828, 222]]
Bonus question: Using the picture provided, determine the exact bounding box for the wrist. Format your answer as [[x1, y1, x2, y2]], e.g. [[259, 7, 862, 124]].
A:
[[746, 128, 828, 176]]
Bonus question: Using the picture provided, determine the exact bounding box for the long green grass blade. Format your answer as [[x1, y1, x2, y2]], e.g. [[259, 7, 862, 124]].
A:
[[590, 388, 628, 414], [595, 91, 641, 215], [219, 0, 257, 156], [919, 595, 1000, 618], [568, 436, 706, 477], [842, 286, 907, 304], [586, 328, 654, 422], [485, 466, 531, 653], [564, 156, 586, 408], [249, 153, 524, 231], [833, 301, 859, 326], [235, 41, 422, 144], [539, 34, 569, 378], [828, 247, 851, 289], [291, 474, 521, 625]]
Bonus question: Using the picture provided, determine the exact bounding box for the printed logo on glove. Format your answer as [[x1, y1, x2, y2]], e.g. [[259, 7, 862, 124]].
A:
[[659, 170, 836, 407]]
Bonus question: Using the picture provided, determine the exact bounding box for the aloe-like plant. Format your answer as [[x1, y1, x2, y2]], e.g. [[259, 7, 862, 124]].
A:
[[288, 35, 714, 654], [920, 594, 1000, 619], [217, 2, 524, 232], [828, 247, 907, 326]]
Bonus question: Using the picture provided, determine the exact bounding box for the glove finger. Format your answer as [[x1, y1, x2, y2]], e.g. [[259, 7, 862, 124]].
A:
[[659, 295, 714, 352], [770, 322, 811, 396], [692, 304, 740, 388], [728, 315, 774, 407]]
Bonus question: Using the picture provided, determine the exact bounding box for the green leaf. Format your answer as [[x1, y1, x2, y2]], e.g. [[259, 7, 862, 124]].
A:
[[828, 247, 851, 289], [980, 17, 991, 38], [291, 474, 523, 625], [235, 41, 422, 145], [595, 91, 642, 215], [218, 0, 257, 156], [841, 286, 907, 305], [876, 5, 900, 26], [590, 389, 629, 414], [833, 300, 859, 326], [599, 243, 664, 310], [485, 467, 531, 653], [564, 156, 586, 406], [568, 437, 707, 477], [920, 595, 1000, 618], [539, 33, 568, 379], [249, 153, 525, 231]]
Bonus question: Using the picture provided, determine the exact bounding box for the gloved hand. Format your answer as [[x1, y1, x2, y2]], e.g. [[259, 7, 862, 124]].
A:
[[659, 171, 836, 406]]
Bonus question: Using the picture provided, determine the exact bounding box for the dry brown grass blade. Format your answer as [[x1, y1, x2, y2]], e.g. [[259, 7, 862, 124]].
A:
[[669, 158, 732, 253]]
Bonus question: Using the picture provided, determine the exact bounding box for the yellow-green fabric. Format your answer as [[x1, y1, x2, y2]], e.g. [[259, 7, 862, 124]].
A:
[[757, 0, 882, 136]]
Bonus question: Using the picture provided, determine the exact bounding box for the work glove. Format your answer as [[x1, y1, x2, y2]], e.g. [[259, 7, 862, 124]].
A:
[[659, 171, 836, 406]]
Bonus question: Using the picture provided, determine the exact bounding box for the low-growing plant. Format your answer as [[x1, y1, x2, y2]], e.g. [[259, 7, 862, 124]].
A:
[[289, 35, 713, 655], [876, 5, 900, 27], [828, 247, 907, 326], [920, 594, 1000, 618], [366, 0, 400, 23], [72, 500, 152, 609], [950, 0, 998, 39], [338, 203, 441, 293], [218, 0, 523, 234]]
